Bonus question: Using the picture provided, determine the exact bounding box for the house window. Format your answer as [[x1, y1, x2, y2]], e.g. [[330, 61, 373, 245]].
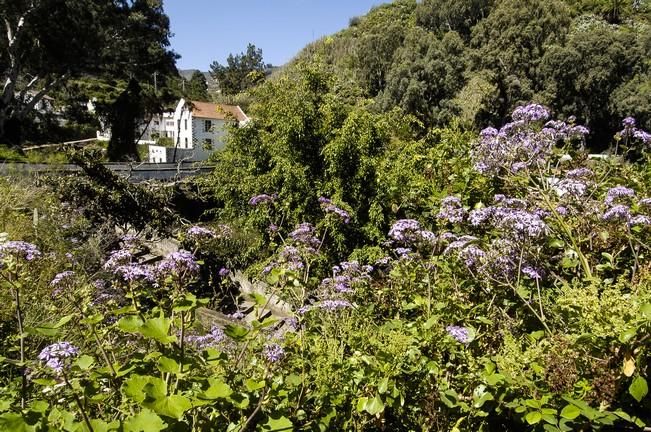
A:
[[184, 119, 188, 130], [166, 121, 174, 127], [203, 138, 213, 151], [184, 137, 188, 148], [204, 120, 212, 132]]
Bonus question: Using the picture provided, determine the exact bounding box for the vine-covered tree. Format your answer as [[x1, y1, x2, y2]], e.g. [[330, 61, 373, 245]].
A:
[[209, 44, 266, 96]]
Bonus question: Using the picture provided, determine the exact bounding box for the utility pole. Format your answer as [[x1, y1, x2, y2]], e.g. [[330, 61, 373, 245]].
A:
[[153, 72, 158, 93]]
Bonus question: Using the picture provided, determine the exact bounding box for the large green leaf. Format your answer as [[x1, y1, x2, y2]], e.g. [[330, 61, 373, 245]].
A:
[[123, 409, 167, 432], [560, 404, 581, 420], [199, 378, 233, 400], [261, 414, 293, 431], [0, 413, 36, 432], [117, 316, 144, 333], [629, 376, 648, 402], [139, 316, 176, 344], [149, 395, 192, 420]]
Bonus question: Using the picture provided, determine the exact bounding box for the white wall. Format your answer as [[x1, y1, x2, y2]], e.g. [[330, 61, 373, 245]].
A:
[[148, 145, 167, 163]]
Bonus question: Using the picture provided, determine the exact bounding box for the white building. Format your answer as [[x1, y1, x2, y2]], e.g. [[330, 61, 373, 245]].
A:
[[92, 98, 249, 163]]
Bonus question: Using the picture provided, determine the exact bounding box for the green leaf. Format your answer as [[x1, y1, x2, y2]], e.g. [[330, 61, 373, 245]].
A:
[[86, 419, 120, 432], [199, 378, 232, 400], [629, 376, 648, 402], [123, 409, 167, 432], [363, 394, 385, 416], [560, 404, 581, 420], [117, 316, 144, 333], [123, 375, 155, 403], [525, 411, 542, 425], [156, 357, 179, 374], [0, 413, 35, 432], [149, 394, 192, 419], [619, 327, 638, 344], [139, 316, 176, 344], [224, 324, 249, 341], [261, 414, 293, 431], [75, 355, 95, 370], [245, 379, 265, 392], [640, 304, 651, 320]]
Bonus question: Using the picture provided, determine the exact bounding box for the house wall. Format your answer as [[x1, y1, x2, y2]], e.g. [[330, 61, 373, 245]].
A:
[[192, 117, 228, 151], [148, 145, 167, 163]]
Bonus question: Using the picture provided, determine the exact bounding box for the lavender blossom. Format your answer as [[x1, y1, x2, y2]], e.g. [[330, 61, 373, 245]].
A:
[[186, 226, 216, 239], [605, 186, 635, 206], [629, 215, 651, 227], [263, 343, 285, 363], [511, 104, 550, 123], [521, 266, 542, 280], [248, 194, 275, 206], [103, 249, 132, 270], [603, 205, 631, 222], [0, 241, 41, 261], [437, 196, 467, 224], [50, 271, 75, 296], [38, 342, 79, 374], [289, 223, 320, 249], [157, 250, 199, 277], [186, 326, 225, 350], [319, 299, 352, 311], [218, 267, 230, 277], [566, 167, 593, 179], [115, 264, 156, 283], [446, 326, 471, 344]]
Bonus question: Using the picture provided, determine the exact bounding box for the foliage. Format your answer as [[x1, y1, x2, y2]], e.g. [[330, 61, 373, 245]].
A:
[[185, 71, 210, 102], [210, 44, 268, 96]]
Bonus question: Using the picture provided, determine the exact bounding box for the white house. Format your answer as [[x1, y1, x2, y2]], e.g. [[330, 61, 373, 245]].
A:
[[92, 98, 249, 163]]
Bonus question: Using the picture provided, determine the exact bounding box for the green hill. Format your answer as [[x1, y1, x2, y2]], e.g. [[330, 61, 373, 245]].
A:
[[277, 0, 651, 145]]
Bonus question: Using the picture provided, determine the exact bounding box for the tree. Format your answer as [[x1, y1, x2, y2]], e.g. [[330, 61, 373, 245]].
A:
[[209, 44, 266, 96], [0, 0, 177, 149], [185, 71, 209, 102]]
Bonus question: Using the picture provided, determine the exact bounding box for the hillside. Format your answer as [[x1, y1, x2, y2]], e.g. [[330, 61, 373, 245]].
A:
[[280, 0, 651, 146]]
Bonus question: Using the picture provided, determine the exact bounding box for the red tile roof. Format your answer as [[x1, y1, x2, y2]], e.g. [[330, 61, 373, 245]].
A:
[[189, 101, 248, 122]]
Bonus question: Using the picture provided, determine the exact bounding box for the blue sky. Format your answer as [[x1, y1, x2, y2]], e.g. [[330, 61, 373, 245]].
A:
[[165, 0, 390, 71]]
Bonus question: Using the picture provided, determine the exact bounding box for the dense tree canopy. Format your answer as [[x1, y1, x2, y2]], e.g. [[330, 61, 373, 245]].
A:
[[209, 44, 267, 96], [0, 0, 177, 149]]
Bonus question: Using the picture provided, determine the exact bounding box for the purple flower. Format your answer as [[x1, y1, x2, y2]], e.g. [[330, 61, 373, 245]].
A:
[[318, 196, 332, 204], [605, 186, 635, 206], [38, 342, 79, 374], [186, 226, 216, 239], [248, 194, 275, 206], [50, 271, 75, 296], [446, 326, 470, 344], [639, 198, 651, 208], [633, 130, 651, 144], [319, 299, 352, 311], [522, 266, 542, 280], [555, 179, 588, 198], [289, 223, 320, 248], [459, 245, 486, 268], [104, 250, 132, 270], [566, 168, 593, 179], [603, 205, 631, 222], [157, 250, 199, 277], [555, 206, 568, 216], [511, 104, 550, 123], [186, 326, 225, 350], [469, 207, 493, 226], [629, 215, 651, 227], [389, 219, 436, 247], [0, 241, 41, 261], [322, 203, 351, 224], [268, 224, 279, 233], [218, 267, 230, 277], [115, 264, 156, 283], [263, 343, 285, 363], [623, 117, 636, 128], [437, 196, 467, 224]]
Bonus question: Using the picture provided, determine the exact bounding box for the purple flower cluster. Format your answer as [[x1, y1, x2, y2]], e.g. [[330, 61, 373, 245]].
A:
[[263, 343, 285, 363], [389, 219, 436, 247], [473, 105, 588, 176], [157, 250, 199, 277], [619, 117, 651, 145], [103, 249, 132, 270], [38, 342, 79, 374], [218, 267, 230, 277], [0, 241, 41, 262], [446, 325, 470, 344], [320, 198, 351, 224], [604, 186, 636, 206], [186, 325, 225, 350], [186, 226, 216, 239], [469, 203, 547, 240], [320, 261, 373, 294], [289, 223, 320, 249], [115, 264, 156, 284], [248, 194, 275, 206], [437, 196, 467, 224], [50, 271, 75, 297], [319, 299, 352, 311], [511, 104, 550, 123]]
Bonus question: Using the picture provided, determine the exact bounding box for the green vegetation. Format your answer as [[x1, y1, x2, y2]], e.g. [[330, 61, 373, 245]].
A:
[[3, 1, 651, 431]]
